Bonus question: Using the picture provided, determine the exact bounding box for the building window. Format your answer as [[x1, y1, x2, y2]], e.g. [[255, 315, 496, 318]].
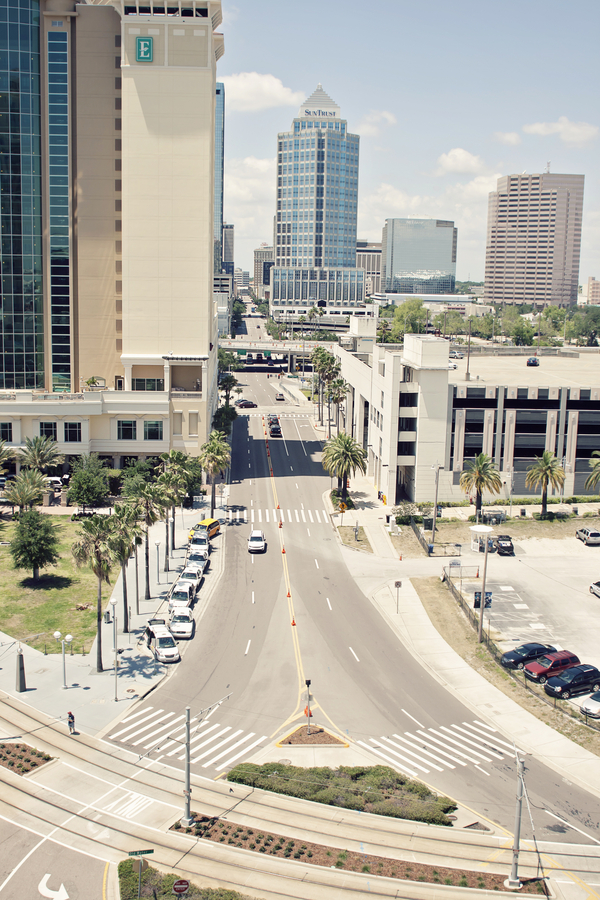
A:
[[64, 422, 81, 443], [0, 423, 12, 442], [132, 378, 165, 391], [40, 422, 58, 440], [144, 421, 163, 441], [117, 420, 137, 440]]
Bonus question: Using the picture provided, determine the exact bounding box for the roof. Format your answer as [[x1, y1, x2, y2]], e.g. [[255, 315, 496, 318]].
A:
[[298, 84, 341, 118], [448, 353, 600, 390]]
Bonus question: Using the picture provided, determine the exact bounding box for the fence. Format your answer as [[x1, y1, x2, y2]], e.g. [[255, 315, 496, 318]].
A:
[[442, 566, 600, 735], [410, 517, 431, 555], [411, 518, 462, 558]]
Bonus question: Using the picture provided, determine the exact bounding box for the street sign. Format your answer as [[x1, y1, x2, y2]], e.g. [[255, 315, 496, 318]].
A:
[[128, 849, 154, 857], [339, 502, 347, 513], [474, 591, 492, 609], [394, 580, 402, 589], [173, 880, 190, 894]]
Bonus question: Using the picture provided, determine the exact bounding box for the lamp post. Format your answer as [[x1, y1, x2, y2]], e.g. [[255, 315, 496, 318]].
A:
[[470, 524, 493, 643], [155, 540, 160, 585], [109, 596, 118, 701], [169, 516, 175, 556], [431, 463, 443, 544], [53, 631, 73, 690]]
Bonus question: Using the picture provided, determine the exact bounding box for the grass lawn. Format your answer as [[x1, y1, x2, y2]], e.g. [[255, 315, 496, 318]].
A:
[[0, 514, 113, 655], [338, 525, 373, 553]]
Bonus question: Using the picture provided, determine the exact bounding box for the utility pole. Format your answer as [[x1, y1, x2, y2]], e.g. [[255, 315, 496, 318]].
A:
[[431, 463, 443, 544], [305, 679, 312, 735], [182, 706, 193, 826], [465, 320, 472, 381], [505, 754, 525, 890]]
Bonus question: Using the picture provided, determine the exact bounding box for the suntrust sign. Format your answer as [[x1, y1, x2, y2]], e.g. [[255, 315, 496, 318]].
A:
[[304, 109, 337, 117]]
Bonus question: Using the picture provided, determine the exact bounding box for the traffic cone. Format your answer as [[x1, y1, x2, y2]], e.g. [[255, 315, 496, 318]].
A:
[[282, 547, 286, 554], [277, 504, 280, 509], [399, 554, 402, 561], [287, 591, 291, 597], [291, 618, 296, 626], [476, 567, 479, 578], [278, 520, 282, 528]]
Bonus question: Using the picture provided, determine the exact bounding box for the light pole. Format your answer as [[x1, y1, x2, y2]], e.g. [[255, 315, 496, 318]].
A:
[[110, 596, 118, 701], [53, 631, 73, 690], [169, 516, 175, 556], [431, 463, 443, 544], [470, 524, 493, 643], [305, 679, 311, 736], [155, 540, 160, 586], [505, 754, 526, 890]]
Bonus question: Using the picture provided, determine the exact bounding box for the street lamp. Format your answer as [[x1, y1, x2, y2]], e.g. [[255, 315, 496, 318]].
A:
[[155, 540, 161, 585], [470, 524, 493, 643], [53, 631, 73, 690], [431, 463, 443, 544], [109, 596, 118, 702], [169, 516, 175, 557]]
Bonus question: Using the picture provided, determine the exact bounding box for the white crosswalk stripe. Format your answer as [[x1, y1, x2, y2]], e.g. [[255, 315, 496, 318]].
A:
[[362, 720, 523, 776], [227, 507, 330, 526], [107, 705, 269, 773]]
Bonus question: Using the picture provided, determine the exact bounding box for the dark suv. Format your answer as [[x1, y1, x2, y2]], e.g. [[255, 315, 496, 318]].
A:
[[544, 665, 600, 700], [501, 642, 556, 671], [495, 535, 514, 556], [524, 650, 580, 684]]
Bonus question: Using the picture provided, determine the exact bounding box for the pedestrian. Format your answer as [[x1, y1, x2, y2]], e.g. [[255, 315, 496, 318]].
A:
[[67, 711, 75, 735]]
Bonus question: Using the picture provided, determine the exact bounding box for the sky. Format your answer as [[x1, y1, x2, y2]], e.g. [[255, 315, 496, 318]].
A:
[[217, 0, 599, 284]]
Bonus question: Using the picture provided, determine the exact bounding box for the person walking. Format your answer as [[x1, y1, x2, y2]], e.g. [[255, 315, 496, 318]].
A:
[[67, 711, 75, 735]]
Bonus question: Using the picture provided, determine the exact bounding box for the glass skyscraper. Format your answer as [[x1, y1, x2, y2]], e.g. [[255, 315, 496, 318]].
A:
[[381, 218, 458, 295], [213, 81, 224, 275]]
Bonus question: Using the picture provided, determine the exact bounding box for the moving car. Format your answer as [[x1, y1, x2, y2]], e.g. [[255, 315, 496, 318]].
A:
[[495, 535, 514, 556], [501, 642, 557, 671], [44, 476, 63, 490], [448, 362, 458, 370], [145, 618, 180, 663], [269, 423, 282, 437], [576, 527, 600, 546], [524, 650, 580, 684], [178, 567, 202, 596], [544, 664, 600, 700], [526, 357, 540, 367], [275, 393, 285, 401], [248, 530, 266, 553], [590, 581, 600, 598], [169, 608, 194, 640], [580, 691, 600, 718], [237, 400, 257, 408], [168, 581, 195, 611], [267, 414, 279, 425]]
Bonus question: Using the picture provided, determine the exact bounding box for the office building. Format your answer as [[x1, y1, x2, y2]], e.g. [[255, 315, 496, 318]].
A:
[[222, 222, 234, 275], [0, 0, 223, 466], [234, 268, 249, 291], [253, 244, 273, 300], [484, 173, 584, 307], [214, 82, 225, 274], [336, 323, 600, 505], [356, 241, 381, 296], [381, 218, 457, 295], [588, 278, 600, 306]]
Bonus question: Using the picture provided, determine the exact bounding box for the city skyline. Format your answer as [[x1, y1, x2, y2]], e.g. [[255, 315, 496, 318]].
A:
[[217, 0, 598, 285]]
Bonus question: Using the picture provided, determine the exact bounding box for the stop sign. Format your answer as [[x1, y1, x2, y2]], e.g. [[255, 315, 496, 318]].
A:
[[173, 880, 190, 895]]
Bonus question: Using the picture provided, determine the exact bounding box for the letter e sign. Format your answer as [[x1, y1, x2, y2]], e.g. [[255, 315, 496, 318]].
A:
[[136, 36, 153, 62]]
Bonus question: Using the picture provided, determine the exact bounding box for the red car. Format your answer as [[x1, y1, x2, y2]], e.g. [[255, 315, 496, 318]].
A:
[[524, 650, 580, 685], [237, 400, 257, 408]]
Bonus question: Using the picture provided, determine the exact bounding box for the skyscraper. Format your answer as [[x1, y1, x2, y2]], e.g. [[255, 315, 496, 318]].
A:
[[0, 0, 223, 464], [214, 82, 225, 275], [484, 173, 584, 306], [222, 222, 234, 275], [381, 219, 457, 294], [270, 85, 364, 318]]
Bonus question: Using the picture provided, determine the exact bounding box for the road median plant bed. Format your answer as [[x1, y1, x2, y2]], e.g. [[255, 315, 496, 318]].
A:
[[226, 762, 456, 824], [118, 861, 253, 900], [279, 725, 345, 744], [172, 815, 547, 894], [0, 742, 52, 775]]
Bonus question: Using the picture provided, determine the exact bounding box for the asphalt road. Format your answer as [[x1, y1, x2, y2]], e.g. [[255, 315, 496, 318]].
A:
[[106, 371, 600, 850]]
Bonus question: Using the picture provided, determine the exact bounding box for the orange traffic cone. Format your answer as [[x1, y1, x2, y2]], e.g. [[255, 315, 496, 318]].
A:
[[476, 568, 479, 578], [282, 547, 286, 554], [291, 618, 296, 626], [287, 591, 291, 597], [278, 520, 282, 528], [399, 554, 402, 561]]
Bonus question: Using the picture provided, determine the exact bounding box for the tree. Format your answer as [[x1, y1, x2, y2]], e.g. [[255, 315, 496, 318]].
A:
[[125, 482, 166, 600], [19, 435, 64, 473], [525, 452, 565, 516], [390, 297, 427, 341], [4, 469, 47, 513], [585, 451, 600, 493], [321, 432, 367, 502], [377, 319, 392, 343], [0, 439, 14, 476], [329, 377, 349, 434], [218, 348, 242, 373], [198, 431, 231, 517], [67, 454, 109, 512], [111, 504, 143, 633], [10, 509, 60, 580], [219, 374, 239, 408], [159, 449, 194, 550], [459, 453, 502, 516], [72, 515, 116, 672]]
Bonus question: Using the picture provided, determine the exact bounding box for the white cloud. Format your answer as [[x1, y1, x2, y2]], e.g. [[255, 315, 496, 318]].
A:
[[220, 73, 305, 112], [494, 131, 522, 146], [357, 110, 397, 138], [434, 147, 485, 176], [522, 116, 598, 145], [223, 156, 275, 258]]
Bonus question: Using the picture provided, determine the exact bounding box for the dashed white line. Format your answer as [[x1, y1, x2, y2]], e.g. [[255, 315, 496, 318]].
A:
[[251, 591, 254, 604], [401, 709, 424, 728], [349, 647, 359, 662], [245, 640, 251, 655], [326, 597, 332, 610], [314, 558, 319, 569], [307, 528, 311, 537]]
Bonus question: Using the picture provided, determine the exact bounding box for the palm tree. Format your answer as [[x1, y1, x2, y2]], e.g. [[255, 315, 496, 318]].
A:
[[525, 451, 565, 516], [72, 515, 116, 672], [585, 451, 600, 493], [308, 306, 318, 335], [219, 373, 238, 408], [125, 482, 166, 600], [321, 432, 367, 502], [19, 435, 64, 473], [377, 319, 392, 343], [111, 504, 143, 633], [329, 377, 349, 435], [160, 449, 194, 551], [0, 439, 14, 476], [4, 469, 47, 513], [198, 431, 231, 517], [459, 453, 503, 517]]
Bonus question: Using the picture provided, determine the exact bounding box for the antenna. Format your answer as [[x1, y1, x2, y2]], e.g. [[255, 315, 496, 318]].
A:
[[545, 161, 551, 174]]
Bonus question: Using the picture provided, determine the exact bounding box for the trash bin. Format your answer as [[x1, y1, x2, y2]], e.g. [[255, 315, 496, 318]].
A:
[[385, 514, 391, 524], [104, 610, 111, 625], [573, 506, 578, 515], [436, 505, 442, 517], [520, 508, 526, 517]]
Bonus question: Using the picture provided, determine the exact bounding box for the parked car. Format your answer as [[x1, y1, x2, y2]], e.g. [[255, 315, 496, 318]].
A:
[[186, 551, 208, 575], [267, 414, 279, 425], [188, 518, 220, 541], [189, 532, 210, 552], [501, 642, 557, 671], [269, 423, 282, 437], [544, 664, 600, 700], [275, 393, 285, 401], [44, 476, 63, 490], [524, 650, 580, 684], [168, 581, 195, 611], [178, 567, 202, 595], [526, 357, 540, 367], [448, 362, 458, 370], [169, 608, 194, 640], [248, 530, 266, 553], [580, 691, 600, 718], [449, 350, 464, 359], [145, 619, 180, 663], [495, 535, 514, 556], [590, 581, 600, 598], [576, 527, 600, 546], [237, 400, 257, 408]]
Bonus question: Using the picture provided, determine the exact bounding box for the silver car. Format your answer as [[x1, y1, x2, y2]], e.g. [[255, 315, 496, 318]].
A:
[[576, 527, 600, 546], [580, 691, 600, 718], [169, 609, 194, 640], [178, 567, 202, 595]]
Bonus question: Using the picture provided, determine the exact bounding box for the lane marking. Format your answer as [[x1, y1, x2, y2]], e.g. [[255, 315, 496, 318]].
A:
[[295, 510, 299, 522], [322, 509, 328, 520], [415, 730, 479, 764], [357, 741, 418, 778], [401, 709, 424, 728], [392, 733, 456, 769], [308, 510, 314, 523], [245, 640, 251, 655], [294, 419, 308, 455], [216, 735, 267, 771], [381, 737, 444, 772], [314, 558, 319, 568], [287, 510, 292, 522], [301, 510, 306, 523], [440, 725, 503, 759], [315, 510, 321, 523], [251, 591, 255, 604], [544, 811, 600, 846], [349, 647, 359, 662], [326, 597, 332, 610]]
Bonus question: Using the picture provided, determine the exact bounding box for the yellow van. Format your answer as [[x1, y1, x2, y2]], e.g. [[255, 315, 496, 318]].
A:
[[188, 517, 220, 541]]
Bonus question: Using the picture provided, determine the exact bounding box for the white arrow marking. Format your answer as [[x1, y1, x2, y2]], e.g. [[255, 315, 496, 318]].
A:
[[38, 874, 69, 900]]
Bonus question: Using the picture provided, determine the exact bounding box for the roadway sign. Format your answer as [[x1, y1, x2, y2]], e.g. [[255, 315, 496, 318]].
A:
[[395, 580, 402, 589], [173, 880, 190, 894], [128, 849, 154, 857], [339, 502, 347, 512]]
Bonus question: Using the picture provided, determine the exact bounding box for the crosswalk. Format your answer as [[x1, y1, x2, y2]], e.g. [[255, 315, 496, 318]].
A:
[[227, 507, 330, 525], [107, 706, 268, 773], [357, 719, 521, 778]]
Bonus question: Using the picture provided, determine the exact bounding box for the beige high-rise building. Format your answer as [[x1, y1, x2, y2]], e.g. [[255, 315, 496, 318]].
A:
[[0, 0, 223, 468], [253, 244, 273, 300], [588, 277, 600, 306], [484, 173, 584, 307]]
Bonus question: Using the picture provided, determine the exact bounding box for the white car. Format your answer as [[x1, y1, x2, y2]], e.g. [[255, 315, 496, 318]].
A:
[[590, 581, 600, 599], [248, 530, 266, 553], [178, 567, 202, 595], [169, 608, 194, 640], [189, 533, 210, 552], [577, 528, 600, 546], [448, 362, 458, 369], [168, 581, 194, 611], [187, 550, 209, 574], [145, 619, 180, 663], [580, 691, 600, 719]]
